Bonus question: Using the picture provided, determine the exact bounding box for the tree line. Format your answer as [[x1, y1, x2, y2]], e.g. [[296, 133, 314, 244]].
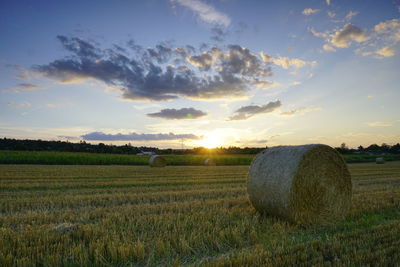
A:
[[0, 138, 399, 155]]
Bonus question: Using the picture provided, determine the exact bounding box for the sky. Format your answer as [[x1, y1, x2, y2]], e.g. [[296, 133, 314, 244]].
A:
[[0, 0, 399, 149]]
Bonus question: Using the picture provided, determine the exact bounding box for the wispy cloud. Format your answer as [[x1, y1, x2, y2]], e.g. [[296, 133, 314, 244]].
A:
[[271, 57, 308, 69], [375, 46, 396, 57], [2, 83, 42, 93], [260, 52, 314, 69], [302, 8, 320, 16], [82, 131, 202, 141], [367, 121, 392, 127], [345, 11, 358, 21], [327, 11, 336, 18], [171, 0, 231, 27], [323, 44, 336, 51], [280, 107, 321, 116], [147, 107, 207, 120], [325, 0, 331, 6], [229, 100, 281, 120], [16, 83, 40, 90], [5, 101, 31, 108]]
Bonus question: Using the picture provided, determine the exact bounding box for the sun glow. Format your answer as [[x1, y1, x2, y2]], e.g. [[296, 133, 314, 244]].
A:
[[197, 132, 223, 148]]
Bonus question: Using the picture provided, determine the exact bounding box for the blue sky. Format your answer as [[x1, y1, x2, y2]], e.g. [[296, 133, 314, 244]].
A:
[[1, 0, 399, 148]]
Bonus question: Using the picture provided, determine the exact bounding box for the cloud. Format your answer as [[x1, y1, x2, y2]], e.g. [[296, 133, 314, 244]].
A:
[[253, 78, 277, 89], [2, 83, 42, 93], [33, 36, 274, 101], [367, 121, 392, 127], [6, 64, 36, 81], [309, 28, 329, 39], [186, 50, 216, 70], [312, 18, 400, 57], [210, 26, 228, 42], [302, 8, 320, 16], [171, 0, 231, 27], [374, 19, 400, 35], [280, 107, 321, 116], [147, 107, 207, 119], [260, 52, 313, 69], [82, 131, 202, 141], [17, 83, 40, 90], [345, 11, 358, 21], [229, 100, 282, 120], [58, 135, 80, 140], [326, 0, 331, 5], [6, 101, 31, 108], [357, 19, 400, 58], [331, 23, 369, 48], [310, 24, 369, 50], [327, 11, 336, 18], [323, 44, 336, 51], [373, 19, 400, 44], [271, 57, 307, 69], [375, 46, 396, 57]]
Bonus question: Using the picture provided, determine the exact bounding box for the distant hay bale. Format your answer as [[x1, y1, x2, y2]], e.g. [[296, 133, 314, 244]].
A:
[[376, 157, 385, 164], [247, 144, 352, 225], [149, 155, 166, 167], [204, 158, 216, 166]]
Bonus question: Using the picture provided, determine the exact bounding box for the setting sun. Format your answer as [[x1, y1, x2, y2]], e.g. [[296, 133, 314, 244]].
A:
[[197, 132, 223, 148]]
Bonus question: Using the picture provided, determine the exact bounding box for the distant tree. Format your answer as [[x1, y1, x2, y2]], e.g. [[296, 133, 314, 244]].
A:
[[340, 143, 348, 150]]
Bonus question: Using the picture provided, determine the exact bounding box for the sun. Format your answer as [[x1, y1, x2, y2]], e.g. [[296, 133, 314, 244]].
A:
[[197, 132, 223, 148]]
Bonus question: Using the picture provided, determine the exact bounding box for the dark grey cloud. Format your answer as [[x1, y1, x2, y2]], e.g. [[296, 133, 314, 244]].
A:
[[32, 36, 273, 101], [82, 131, 202, 141], [147, 107, 207, 120], [57, 35, 101, 59], [221, 45, 271, 77], [229, 100, 282, 120], [187, 52, 215, 70]]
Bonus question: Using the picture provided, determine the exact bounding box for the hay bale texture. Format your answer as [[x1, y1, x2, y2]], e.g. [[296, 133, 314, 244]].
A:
[[149, 155, 166, 167], [376, 157, 385, 164], [204, 158, 216, 166], [247, 144, 352, 225]]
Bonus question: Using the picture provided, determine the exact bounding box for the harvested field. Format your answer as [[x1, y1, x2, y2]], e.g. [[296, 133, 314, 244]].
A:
[[1, 162, 400, 266]]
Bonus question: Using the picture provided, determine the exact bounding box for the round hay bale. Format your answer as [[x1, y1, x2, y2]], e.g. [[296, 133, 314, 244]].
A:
[[149, 155, 166, 167], [247, 144, 352, 225], [204, 158, 216, 166], [375, 157, 385, 164]]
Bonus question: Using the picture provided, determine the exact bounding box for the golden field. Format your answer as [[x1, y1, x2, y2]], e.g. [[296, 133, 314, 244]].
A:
[[1, 162, 400, 266]]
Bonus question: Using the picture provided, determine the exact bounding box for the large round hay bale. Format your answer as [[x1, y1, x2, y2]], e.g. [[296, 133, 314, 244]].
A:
[[247, 144, 352, 225], [376, 157, 385, 164], [149, 155, 166, 167], [204, 158, 216, 166]]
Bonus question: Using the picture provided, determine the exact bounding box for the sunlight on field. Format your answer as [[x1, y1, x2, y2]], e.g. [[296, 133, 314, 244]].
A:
[[0, 162, 400, 265]]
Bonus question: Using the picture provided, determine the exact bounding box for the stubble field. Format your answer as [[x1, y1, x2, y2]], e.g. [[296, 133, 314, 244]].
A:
[[1, 162, 400, 266]]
